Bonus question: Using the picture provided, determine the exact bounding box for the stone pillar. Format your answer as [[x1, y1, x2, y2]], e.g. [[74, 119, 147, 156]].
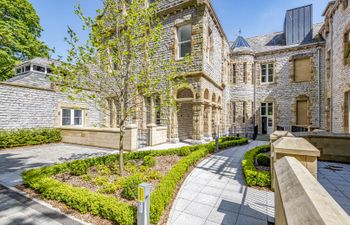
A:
[[270, 131, 295, 191], [206, 105, 213, 138], [169, 110, 179, 143], [124, 124, 138, 151], [272, 137, 320, 190], [192, 103, 204, 140], [212, 106, 217, 134]]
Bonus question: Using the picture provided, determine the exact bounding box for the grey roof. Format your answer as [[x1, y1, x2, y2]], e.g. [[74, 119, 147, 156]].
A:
[[17, 57, 60, 67], [231, 36, 250, 49], [6, 71, 52, 89], [231, 23, 324, 54]]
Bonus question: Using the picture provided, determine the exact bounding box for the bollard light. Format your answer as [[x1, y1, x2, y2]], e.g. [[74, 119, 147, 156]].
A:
[[137, 183, 151, 225]]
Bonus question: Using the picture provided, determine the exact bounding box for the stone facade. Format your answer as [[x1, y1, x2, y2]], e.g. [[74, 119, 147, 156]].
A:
[[0, 79, 103, 130], [323, 0, 350, 133], [2, 0, 349, 145]]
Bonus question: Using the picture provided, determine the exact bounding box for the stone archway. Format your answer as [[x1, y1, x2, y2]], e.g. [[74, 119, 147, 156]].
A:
[[176, 88, 194, 141]]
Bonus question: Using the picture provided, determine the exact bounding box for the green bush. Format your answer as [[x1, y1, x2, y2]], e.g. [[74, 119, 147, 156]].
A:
[[143, 156, 156, 167], [0, 128, 62, 149], [242, 145, 271, 187], [121, 174, 144, 200], [256, 153, 270, 167], [177, 147, 191, 156], [22, 137, 249, 225], [219, 137, 248, 149], [68, 160, 89, 176]]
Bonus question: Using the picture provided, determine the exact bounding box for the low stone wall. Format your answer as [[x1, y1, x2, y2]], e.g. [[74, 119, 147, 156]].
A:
[[302, 134, 350, 163], [60, 125, 138, 151], [148, 125, 168, 146], [275, 156, 350, 225]]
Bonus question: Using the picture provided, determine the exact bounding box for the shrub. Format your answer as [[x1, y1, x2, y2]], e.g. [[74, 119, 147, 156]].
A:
[[0, 128, 62, 149], [68, 160, 89, 176], [22, 137, 249, 225], [242, 145, 271, 187], [256, 153, 270, 167], [177, 147, 191, 156], [121, 174, 144, 200], [143, 156, 156, 167], [219, 138, 248, 149]]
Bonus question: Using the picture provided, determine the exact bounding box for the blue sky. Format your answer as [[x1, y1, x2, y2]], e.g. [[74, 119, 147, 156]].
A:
[[28, 0, 329, 59]]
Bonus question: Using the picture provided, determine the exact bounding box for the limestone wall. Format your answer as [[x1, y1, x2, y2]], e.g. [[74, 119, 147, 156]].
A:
[[324, 0, 350, 133], [0, 82, 103, 130]]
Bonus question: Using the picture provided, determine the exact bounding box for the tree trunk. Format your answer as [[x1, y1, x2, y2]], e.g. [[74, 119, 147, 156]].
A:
[[118, 129, 124, 176]]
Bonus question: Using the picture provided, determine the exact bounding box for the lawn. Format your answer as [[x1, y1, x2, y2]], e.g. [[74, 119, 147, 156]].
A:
[[22, 137, 248, 225]]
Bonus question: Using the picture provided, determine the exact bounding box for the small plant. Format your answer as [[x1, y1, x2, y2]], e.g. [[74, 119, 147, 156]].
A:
[[177, 147, 191, 156], [121, 174, 144, 200], [94, 176, 109, 187], [103, 181, 121, 194], [81, 174, 92, 182], [256, 153, 270, 167], [143, 156, 156, 167], [68, 160, 88, 176], [96, 164, 111, 176], [146, 171, 162, 181]]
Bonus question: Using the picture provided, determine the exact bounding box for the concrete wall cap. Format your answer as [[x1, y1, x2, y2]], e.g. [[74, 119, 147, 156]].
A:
[[275, 157, 350, 225], [126, 124, 138, 129], [59, 126, 120, 133], [270, 131, 295, 139], [273, 137, 320, 157]]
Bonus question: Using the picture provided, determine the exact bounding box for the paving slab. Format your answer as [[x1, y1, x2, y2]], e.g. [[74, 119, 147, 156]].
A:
[[318, 161, 350, 215], [167, 141, 273, 225]]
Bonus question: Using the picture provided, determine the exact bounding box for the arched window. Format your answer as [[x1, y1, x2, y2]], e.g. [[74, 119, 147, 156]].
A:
[[177, 88, 193, 99]]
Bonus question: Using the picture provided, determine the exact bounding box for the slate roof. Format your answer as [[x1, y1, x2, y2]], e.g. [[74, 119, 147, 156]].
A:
[[230, 23, 324, 54]]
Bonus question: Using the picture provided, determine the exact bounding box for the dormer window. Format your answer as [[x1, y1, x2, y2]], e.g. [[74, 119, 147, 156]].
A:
[[33, 65, 45, 73]]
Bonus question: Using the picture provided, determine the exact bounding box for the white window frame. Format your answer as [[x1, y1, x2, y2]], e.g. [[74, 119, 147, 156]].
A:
[[260, 63, 274, 84], [177, 24, 192, 60], [61, 108, 84, 127]]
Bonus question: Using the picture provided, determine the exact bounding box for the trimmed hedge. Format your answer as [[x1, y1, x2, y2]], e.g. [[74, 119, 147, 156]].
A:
[[23, 136, 248, 225], [242, 145, 271, 187], [0, 128, 62, 149], [256, 153, 270, 167]]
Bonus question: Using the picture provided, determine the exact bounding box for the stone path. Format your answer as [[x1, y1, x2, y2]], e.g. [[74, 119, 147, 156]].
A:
[[167, 141, 274, 225], [318, 161, 350, 215]]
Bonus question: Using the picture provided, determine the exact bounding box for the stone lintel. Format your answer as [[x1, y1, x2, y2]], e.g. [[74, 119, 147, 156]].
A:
[[275, 157, 350, 225], [273, 137, 320, 157]]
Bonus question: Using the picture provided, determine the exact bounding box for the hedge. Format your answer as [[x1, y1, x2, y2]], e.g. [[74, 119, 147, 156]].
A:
[[242, 145, 271, 187], [23, 136, 248, 225], [0, 128, 62, 149]]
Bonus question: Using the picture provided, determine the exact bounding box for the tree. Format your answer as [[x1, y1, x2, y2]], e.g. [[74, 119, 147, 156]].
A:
[[53, 0, 190, 175], [0, 0, 50, 80]]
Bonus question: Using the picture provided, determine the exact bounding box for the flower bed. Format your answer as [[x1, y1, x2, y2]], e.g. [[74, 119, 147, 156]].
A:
[[0, 128, 62, 149], [23, 137, 248, 225], [242, 145, 271, 187]]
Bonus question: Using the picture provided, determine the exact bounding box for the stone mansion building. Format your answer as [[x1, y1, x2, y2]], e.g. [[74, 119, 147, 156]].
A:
[[0, 0, 349, 147]]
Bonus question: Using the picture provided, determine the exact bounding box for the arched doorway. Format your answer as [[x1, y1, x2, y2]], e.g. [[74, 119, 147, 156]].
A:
[[176, 88, 194, 141]]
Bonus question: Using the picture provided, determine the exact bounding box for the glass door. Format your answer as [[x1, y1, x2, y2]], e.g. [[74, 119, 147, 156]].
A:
[[261, 103, 274, 134]]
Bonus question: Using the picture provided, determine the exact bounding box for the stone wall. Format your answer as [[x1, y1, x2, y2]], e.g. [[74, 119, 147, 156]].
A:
[[228, 46, 326, 134], [324, 0, 350, 133], [0, 82, 103, 130]]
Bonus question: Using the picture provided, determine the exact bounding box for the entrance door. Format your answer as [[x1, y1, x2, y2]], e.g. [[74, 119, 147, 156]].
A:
[[261, 102, 274, 134]]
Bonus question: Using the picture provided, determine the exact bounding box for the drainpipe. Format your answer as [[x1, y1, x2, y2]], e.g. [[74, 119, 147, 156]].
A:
[[317, 46, 322, 128], [330, 17, 334, 132]]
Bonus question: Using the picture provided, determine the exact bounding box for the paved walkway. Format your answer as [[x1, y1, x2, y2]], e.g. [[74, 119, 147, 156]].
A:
[[167, 141, 274, 225], [0, 143, 118, 187], [318, 161, 350, 215], [0, 184, 85, 225]]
